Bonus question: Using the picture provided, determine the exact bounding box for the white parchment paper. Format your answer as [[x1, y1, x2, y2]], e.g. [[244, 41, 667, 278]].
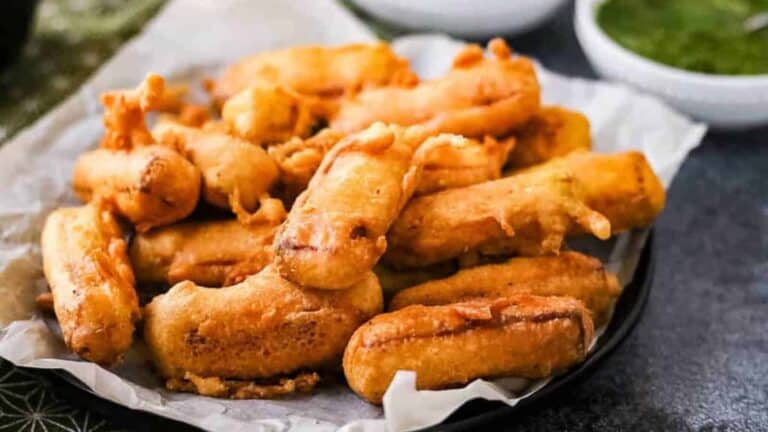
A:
[[0, 1, 706, 431]]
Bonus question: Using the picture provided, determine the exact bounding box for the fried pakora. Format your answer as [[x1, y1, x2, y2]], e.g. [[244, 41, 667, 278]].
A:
[[328, 39, 540, 138], [130, 219, 279, 287], [143, 265, 382, 399], [208, 42, 418, 105], [73, 145, 201, 232], [99, 74, 165, 150], [415, 134, 515, 195], [221, 83, 316, 144], [152, 122, 285, 224], [41, 203, 139, 366], [390, 251, 620, 326], [385, 167, 611, 268], [506, 106, 591, 169], [521, 151, 666, 234], [267, 128, 345, 202], [344, 295, 593, 404], [273, 123, 430, 289]]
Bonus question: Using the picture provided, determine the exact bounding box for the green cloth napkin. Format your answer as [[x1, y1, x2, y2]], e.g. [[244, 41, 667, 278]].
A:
[[0, 0, 165, 143]]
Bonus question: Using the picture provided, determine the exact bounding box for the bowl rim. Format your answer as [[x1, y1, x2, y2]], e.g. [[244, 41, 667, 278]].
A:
[[577, 0, 768, 87]]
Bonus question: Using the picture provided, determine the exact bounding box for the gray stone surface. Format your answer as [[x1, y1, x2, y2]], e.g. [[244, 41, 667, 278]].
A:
[[494, 3, 768, 431]]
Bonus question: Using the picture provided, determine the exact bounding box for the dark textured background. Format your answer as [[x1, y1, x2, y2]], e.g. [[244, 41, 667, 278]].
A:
[[500, 4, 768, 431], [1, 2, 766, 431]]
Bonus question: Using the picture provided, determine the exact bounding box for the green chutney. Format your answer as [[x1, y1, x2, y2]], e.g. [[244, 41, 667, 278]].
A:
[[597, 0, 768, 75]]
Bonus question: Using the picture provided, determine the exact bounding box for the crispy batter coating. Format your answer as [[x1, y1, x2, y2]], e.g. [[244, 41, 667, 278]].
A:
[[166, 371, 321, 399], [507, 106, 591, 169], [267, 128, 346, 202], [328, 39, 540, 138], [99, 74, 166, 150], [343, 295, 594, 404], [273, 123, 431, 289], [415, 135, 515, 196], [522, 151, 666, 234], [143, 265, 383, 398], [389, 252, 620, 326], [221, 84, 316, 144], [385, 167, 611, 268], [269, 131, 513, 200], [209, 42, 418, 105], [152, 122, 285, 224], [130, 219, 278, 287], [72, 145, 201, 232], [41, 204, 139, 366]]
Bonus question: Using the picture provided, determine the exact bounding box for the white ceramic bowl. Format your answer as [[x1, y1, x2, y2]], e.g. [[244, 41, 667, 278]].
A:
[[575, 0, 768, 129], [350, 0, 568, 39]]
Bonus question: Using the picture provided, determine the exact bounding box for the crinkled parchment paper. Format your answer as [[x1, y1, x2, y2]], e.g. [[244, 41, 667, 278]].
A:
[[0, 1, 706, 431]]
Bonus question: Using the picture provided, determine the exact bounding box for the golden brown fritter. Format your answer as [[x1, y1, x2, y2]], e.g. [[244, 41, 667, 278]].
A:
[[130, 219, 279, 287], [152, 122, 285, 224], [268, 131, 515, 200], [166, 371, 321, 399], [208, 42, 418, 105], [99, 74, 166, 150], [328, 39, 540, 138], [143, 265, 383, 398], [520, 151, 666, 234], [507, 106, 591, 169], [385, 166, 611, 268], [41, 203, 139, 366], [72, 145, 201, 232], [344, 295, 594, 404], [415, 134, 515, 196], [389, 251, 620, 326], [267, 128, 346, 202], [273, 123, 430, 289], [221, 84, 316, 145]]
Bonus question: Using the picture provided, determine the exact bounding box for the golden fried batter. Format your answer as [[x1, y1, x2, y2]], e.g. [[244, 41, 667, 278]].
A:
[[152, 122, 285, 224], [221, 84, 316, 144], [390, 251, 620, 326], [41, 204, 139, 366], [385, 167, 611, 268], [72, 145, 201, 232], [208, 42, 418, 105], [267, 128, 345, 202], [506, 106, 591, 169], [130, 219, 278, 287], [343, 295, 594, 404], [273, 123, 431, 289], [269, 131, 514, 200], [328, 39, 540, 138], [415, 135, 515, 196], [522, 151, 666, 234], [99, 74, 166, 150], [166, 371, 320, 399], [143, 265, 382, 398]]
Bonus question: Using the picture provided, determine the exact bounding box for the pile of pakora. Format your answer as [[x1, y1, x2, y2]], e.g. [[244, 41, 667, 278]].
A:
[[39, 38, 665, 404]]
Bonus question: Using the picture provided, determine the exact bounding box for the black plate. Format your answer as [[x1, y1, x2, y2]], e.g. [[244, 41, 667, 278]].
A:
[[47, 231, 654, 431]]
